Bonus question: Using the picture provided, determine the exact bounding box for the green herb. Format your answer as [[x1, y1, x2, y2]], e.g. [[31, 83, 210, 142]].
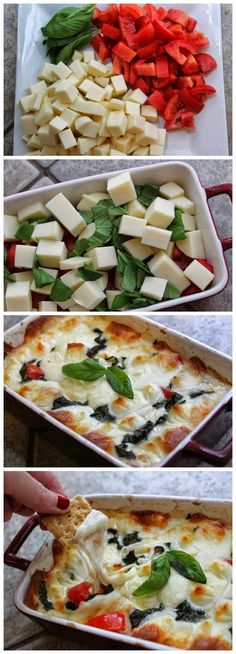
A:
[[189, 390, 214, 398], [71, 210, 113, 258], [105, 366, 134, 399], [111, 218, 128, 249], [91, 405, 116, 422], [52, 396, 88, 410], [166, 550, 206, 583], [39, 581, 54, 611], [71, 238, 89, 257], [163, 282, 181, 300], [135, 184, 160, 207], [111, 293, 129, 311], [121, 262, 137, 293], [129, 296, 152, 309], [175, 600, 206, 623], [50, 278, 72, 302], [133, 553, 171, 598], [169, 208, 186, 242], [62, 359, 134, 399], [76, 265, 102, 281], [115, 444, 136, 460], [79, 209, 94, 224], [130, 605, 164, 629], [33, 267, 55, 288], [15, 223, 34, 241], [4, 266, 15, 283], [41, 5, 96, 64]]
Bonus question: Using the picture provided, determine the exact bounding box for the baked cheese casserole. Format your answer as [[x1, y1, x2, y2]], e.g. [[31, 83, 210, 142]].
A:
[[25, 507, 232, 650], [4, 316, 230, 466]]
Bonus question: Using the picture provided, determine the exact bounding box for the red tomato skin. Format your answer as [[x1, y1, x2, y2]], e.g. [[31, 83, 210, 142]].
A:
[[67, 582, 92, 606], [24, 364, 45, 380], [86, 612, 126, 632], [197, 259, 214, 273], [161, 387, 174, 399], [7, 243, 16, 270]]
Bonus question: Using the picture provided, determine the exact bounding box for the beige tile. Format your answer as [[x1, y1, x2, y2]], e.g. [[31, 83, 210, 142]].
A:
[[4, 160, 39, 195]]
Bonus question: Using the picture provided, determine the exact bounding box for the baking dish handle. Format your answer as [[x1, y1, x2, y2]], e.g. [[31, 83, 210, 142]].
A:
[[4, 513, 39, 570], [205, 184, 232, 252], [186, 438, 232, 466]]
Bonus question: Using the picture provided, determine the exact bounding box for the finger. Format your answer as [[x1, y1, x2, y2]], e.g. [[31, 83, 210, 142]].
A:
[[4, 472, 70, 514], [9, 499, 34, 517], [29, 472, 67, 497]]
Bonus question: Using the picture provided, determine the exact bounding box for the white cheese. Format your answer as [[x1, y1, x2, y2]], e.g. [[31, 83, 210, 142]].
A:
[[75, 99, 106, 116], [60, 108, 78, 127], [85, 81, 107, 102], [157, 128, 167, 146], [12, 271, 33, 283], [177, 230, 205, 259], [106, 290, 123, 309], [6, 280, 32, 311], [49, 116, 68, 134], [81, 48, 94, 63], [14, 245, 36, 269], [31, 268, 58, 295], [75, 509, 110, 584], [175, 196, 195, 214], [107, 98, 124, 111], [34, 97, 54, 126], [142, 225, 171, 250], [148, 251, 190, 293], [60, 270, 83, 291], [46, 193, 86, 237], [69, 60, 86, 83], [29, 80, 47, 95], [77, 137, 97, 154], [184, 259, 214, 290], [32, 221, 64, 241], [37, 125, 57, 146], [145, 197, 175, 229], [75, 117, 99, 138], [123, 238, 153, 260], [59, 128, 77, 150], [20, 114, 37, 136], [111, 75, 127, 96], [54, 62, 71, 80], [182, 212, 196, 231], [107, 172, 137, 206], [89, 246, 118, 271], [112, 134, 132, 154], [77, 193, 109, 210], [106, 111, 127, 137], [78, 222, 96, 242], [38, 63, 58, 82], [167, 241, 174, 258], [57, 298, 77, 310], [119, 215, 146, 238], [140, 276, 167, 301], [141, 105, 158, 122], [128, 199, 146, 218], [4, 215, 19, 241], [72, 50, 83, 61], [159, 182, 185, 199], [127, 115, 146, 134], [38, 300, 58, 312], [87, 59, 108, 76], [128, 89, 147, 104], [17, 202, 51, 223], [137, 121, 159, 146], [73, 281, 106, 310], [95, 271, 108, 291], [36, 240, 67, 267], [20, 94, 38, 113], [59, 256, 91, 270], [56, 80, 78, 104]]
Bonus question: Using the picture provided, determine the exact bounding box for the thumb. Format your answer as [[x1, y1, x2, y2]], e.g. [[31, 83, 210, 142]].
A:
[[5, 472, 70, 514]]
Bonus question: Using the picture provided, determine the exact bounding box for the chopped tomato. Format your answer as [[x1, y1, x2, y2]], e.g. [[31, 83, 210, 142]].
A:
[[120, 4, 146, 20], [187, 31, 209, 49], [123, 60, 130, 83], [63, 232, 76, 252], [182, 54, 199, 75], [167, 8, 189, 27], [112, 41, 136, 63], [101, 24, 121, 41], [119, 16, 136, 48], [181, 111, 195, 129], [96, 5, 119, 26], [136, 41, 157, 59], [147, 89, 166, 113], [134, 76, 150, 93], [173, 245, 182, 261], [133, 61, 156, 76], [153, 19, 174, 43], [197, 259, 214, 273], [7, 243, 16, 270], [186, 17, 197, 33], [156, 55, 169, 78], [195, 52, 217, 73], [23, 363, 45, 380], [86, 612, 126, 632], [112, 54, 122, 74], [67, 582, 92, 606], [177, 76, 194, 89], [91, 34, 110, 61], [161, 387, 174, 399], [164, 93, 180, 121], [133, 21, 155, 46], [182, 282, 200, 296], [180, 88, 204, 113]]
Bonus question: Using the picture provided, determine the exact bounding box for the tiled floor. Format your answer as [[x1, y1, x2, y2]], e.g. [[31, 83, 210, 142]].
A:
[[4, 470, 232, 650]]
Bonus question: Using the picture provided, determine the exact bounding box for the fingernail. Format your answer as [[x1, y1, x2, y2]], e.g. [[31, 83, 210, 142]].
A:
[[57, 495, 70, 510]]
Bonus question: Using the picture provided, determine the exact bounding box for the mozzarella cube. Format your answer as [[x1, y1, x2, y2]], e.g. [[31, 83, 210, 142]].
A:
[[59, 128, 77, 149], [52, 99, 66, 115], [36, 240, 67, 267], [15, 245, 36, 269], [95, 272, 108, 291], [89, 246, 118, 270], [77, 193, 109, 210], [73, 281, 106, 309], [39, 300, 57, 312], [4, 215, 19, 241], [108, 99, 124, 111], [49, 116, 68, 133], [46, 193, 85, 237], [75, 117, 99, 138], [148, 251, 190, 293], [82, 48, 94, 63], [157, 128, 166, 146], [59, 256, 91, 270], [12, 271, 33, 282], [60, 271, 82, 291], [85, 81, 107, 102], [140, 277, 167, 301], [54, 62, 71, 80], [87, 59, 108, 76], [113, 134, 132, 154], [167, 241, 174, 258], [34, 97, 54, 126], [175, 196, 195, 214], [20, 94, 38, 113], [38, 63, 57, 82], [77, 137, 97, 154], [107, 172, 137, 206], [72, 50, 83, 61], [146, 197, 175, 229], [60, 108, 78, 127], [96, 76, 110, 88], [125, 101, 140, 115], [127, 115, 146, 134], [137, 122, 159, 146], [69, 60, 86, 83], [111, 75, 127, 96], [78, 222, 96, 241], [32, 221, 64, 241], [123, 238, 153, 260], [149, 144, 164, 156], [142, 226, 171, 250], [128, 89, 147, 104], [20, 113, 37, 136], [141, 105, 158, 122], [57, 298, 77, 310], [37, 125, 57, 146], [106, 290, 124, 310], [6, 281, 32, 311], [107, 111, 127, 137], [56, 81, 78, 104], [184, 260, 214, 291], [93, 144, 110, 156], [182, 213, 196, 231], [30, 268, 58, 295], [128, 200, 146, 218], [132, 146, 149, 155], [159, 182, 184, 200], [177, 230, 205, 259], [119, 215, 146, 238], [76, 99, 106, 116], [29, 80, 47, 95]]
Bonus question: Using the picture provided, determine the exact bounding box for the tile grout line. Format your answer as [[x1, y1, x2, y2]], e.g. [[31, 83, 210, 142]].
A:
[[6, 630, 45, 650]]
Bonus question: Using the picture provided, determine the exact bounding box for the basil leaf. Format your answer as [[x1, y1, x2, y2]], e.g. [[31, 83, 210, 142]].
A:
[[76, 265, 102, 281], [133, 554, 171, 597], [97, 199, 129, 217], [136, 268, 146, 289], [130, 296, 152, 309], [111, 293, 129, 311], [50, 278, 72, 302], [89, 213, 113, 247], [62, 359, 105, 382], [33, 268, 55, 288], [167, 551, 206, 584], [15, 223, 34, 241], [112, 218, 128, 249], [56, 31, 95, 66], [79, 210, 94, 225], [117, 250, 129, 276], [121, 263, 137, 293], [163, 282, 181, 300], [135, 184, 160, 207], [42, 5, 95, 39], [4, 266, 15, 283], [71, 238, 89, 257], [105, 366, 134, 399], [169, 208, 186, 242]]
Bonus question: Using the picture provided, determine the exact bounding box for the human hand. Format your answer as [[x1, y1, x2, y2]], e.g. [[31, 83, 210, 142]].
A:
[[4, 471, 70, 522]]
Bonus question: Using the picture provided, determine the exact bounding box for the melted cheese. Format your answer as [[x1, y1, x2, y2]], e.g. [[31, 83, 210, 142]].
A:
[[74, 510, 110, 584]]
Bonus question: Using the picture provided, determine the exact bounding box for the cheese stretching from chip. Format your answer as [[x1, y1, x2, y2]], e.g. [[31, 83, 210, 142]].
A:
[[4, 316, 230, 467], [25, 507, 232, 650]]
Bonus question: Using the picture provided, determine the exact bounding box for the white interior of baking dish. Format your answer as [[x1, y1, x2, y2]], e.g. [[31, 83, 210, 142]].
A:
[[4, 162, 229, 311]]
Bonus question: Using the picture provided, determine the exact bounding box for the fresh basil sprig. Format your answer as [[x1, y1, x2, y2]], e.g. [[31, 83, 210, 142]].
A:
[[169, 208, 186, 242], [167, 550, 207, 583], [163, 282, 181, 300], [50, 278, 72, 302], [33, 268, 55, 288], [133, 550, 206, 598], [4, 266, 15, 283], [62, 360, 134, 399], [135, 184, 160, 207], [41, 5, 96, 64], [15, 223, 34, 241], [76, 265, 102, 282]]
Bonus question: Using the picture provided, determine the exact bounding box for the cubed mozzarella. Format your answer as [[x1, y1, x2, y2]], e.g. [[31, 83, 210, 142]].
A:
[[31, 268, 58, 295], [89, 246, 118, 270], [142, 225, 171, 250], [56, 81, 78, 103], [107, 111, 127, 137], [73, 281, 106, 309], [15, 245, 36, 269], [145, 197, 175, 229], [87, 60, 108, 76], [119, 215, 146, 238], [54, 62, 71, 80], [128, 200, 146, 218], [77, 193, 109, 210], [175, 196, 195, 214], [184, 259, 214, 290], [108, 98, 124, 111], [111, 75, 127, 96], [20, 114, 37, 136], [113, 134, 132, 154], [29, 80, 47, 95], [159, 182, 185, 199], [59, 256, 91, 270], [37, 125, 57, 146], [141, 105, 158, 122], [69, 60, 86, 83], [46, 193, 85, 237], [78, 222, 96, 241], [77, 137, 97, 154], [167, 241, 174, 258], [148, 251, 190, 293], [157, 128, 167, 146], [60, 108, 78, 127], [49, 116, 68, 133], [182, 213, 196, 231], [76, 99, 106, 116], [177, 230, 205, 259], [123, 238, 153, 260], [12, 271, 33, 282], [56, 298, 77, 310], [6, 281, 32, 311], [85, 81, 107, 102], [127, 115, 146, 134], [75, 117, 99, 138], [4, 215, 19, 241], [106, 290, 124, 309], [59, 128, 77, 149], [125, 101, 140, 115], [38, 63, 57, 82], [38, 300, 58, 311], [149, 144, 164, 155], [34, 97, 54, 126], [107, 172, 137, 206], [18, 202, 51, 223], [20, 94, 38, 113], [60, 270, 83, 291], [32, 221, 64, 241], [140, 276, 167, 301], [95, 271, 108, 291], [128, 89, 147, 104], [36, 240, 67, 267], [137, 122, 159, 146]]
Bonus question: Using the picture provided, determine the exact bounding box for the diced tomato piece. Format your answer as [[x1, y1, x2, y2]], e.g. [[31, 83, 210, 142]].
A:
[[161, 387, 174, 399], [133, 22, 155, 46], [118, 16, 136, 48], [169, 24, 187, 40], [153, 19, 174, 43], [168, 59, 180, 76], [91, 34, 110, 61], [156, 55, 169, 78], [122, 61, 130, 83], [186, 16, 197, 32], [119, 4, 146, 20], [182, 282, 200, 296], [133, 61, 156, 76], [177, 76, 194, 89], [86, 612, 126, 632], [195, 52, 217, 73], [134, 76, 150, 94], [177, 253, 193, 270], [144, 4, 160, 22], [129, 64, 138, 85], [136, 15, 151, 30], [182, 54, 199, 75], [197, 259, 214, 273], [112, 41, 136, 63], [148, 89, 166, 113], [180, 88, 204, 113], [153, 77, 171, 90], [180, 111, 195, 129], [96, 5, 119, 26], [93, 7, 102, 26], [101, 23, 121, 41], [167, 8, 189, 27], [112, 54, 122, 74], [187, 32, 209, 50], [23, 363, 45, 380], [63, 232, 76, 252], [156, 43, 166, 55], [67, 582, 92, 606], [136, 41, 157, 59], [173, 245, 182, 261], [191, 73, 205, 87], [190, 85, 216, 97], [7, 243, 16, 270], [165, 42, 186, 65], [225, 559, 232, 565], [164, 93, 180, 121], [156, 7, 168, 21]]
